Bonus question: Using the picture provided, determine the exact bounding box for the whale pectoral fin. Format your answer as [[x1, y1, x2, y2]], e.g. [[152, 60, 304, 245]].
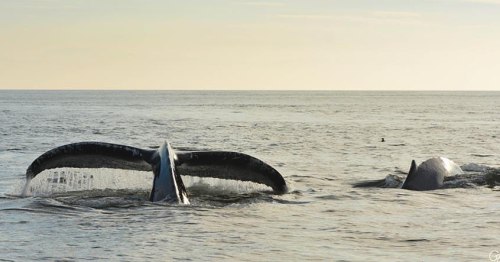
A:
[[401, 160, 417, 189], [175, 151, 288, 194], [26, 142, 156, 180]]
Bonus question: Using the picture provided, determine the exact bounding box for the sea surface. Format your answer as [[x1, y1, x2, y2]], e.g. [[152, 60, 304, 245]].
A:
[[0, 91, 499, 261]]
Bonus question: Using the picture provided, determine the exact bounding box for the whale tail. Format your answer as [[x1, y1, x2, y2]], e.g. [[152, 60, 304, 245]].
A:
[[24, 141, 287, 202]]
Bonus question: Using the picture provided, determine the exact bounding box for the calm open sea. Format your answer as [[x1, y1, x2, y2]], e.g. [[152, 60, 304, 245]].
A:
[[0, 91, 499, 261]]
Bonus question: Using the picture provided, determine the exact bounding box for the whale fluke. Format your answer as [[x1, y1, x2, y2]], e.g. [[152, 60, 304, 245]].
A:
[[26, 142, 157, 179], [24, 141, 287, 202], [175, 151, 288, 194]]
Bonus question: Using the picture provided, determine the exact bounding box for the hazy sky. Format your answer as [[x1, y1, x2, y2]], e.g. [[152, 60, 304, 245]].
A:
[[1, 0, 500, 90]]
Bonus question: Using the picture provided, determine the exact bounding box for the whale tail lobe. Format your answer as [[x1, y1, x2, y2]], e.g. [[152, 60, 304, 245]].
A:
[[24, 141, 287, 201]]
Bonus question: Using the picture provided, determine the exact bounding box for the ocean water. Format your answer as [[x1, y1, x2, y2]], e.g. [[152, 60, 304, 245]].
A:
[[0, 91, 499, 261]]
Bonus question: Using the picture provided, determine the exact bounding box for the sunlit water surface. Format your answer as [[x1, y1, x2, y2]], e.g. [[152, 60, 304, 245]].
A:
[[0, 91, 499, 261]]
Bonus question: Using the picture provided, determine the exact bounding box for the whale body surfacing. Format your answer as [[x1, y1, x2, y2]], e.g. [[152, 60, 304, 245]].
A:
[[24, 141, 288, 204], [401, 157, 463, 191]]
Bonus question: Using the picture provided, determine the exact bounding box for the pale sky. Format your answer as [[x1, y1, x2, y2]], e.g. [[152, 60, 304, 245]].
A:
[[1, 0, 500, 90]]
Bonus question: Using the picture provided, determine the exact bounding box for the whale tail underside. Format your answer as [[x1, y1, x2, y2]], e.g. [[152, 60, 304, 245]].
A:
[[175, 151, 288, 194], [25, 142, 156, 181], [24, 142, 287, 196]]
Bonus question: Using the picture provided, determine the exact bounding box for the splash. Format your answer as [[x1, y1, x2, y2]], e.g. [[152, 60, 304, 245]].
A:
[[183, 176, 270, 195], [22, 168, 153, 197], [20, 168, 271, 198]]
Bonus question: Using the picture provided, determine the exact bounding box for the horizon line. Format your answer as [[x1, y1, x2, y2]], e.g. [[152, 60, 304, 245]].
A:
[[0, 88, 498, 92]]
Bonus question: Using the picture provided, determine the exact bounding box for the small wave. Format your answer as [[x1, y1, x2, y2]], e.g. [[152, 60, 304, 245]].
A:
[[27, 198, 88, 213], [5, 148, 23, 151], [0, 207, 40, 213], [188, 192, 272, 207], [52, 190, 150, 209], [0, 198, 89, 215], [315, 194, 339, 200], [404, 239, 430, 242], [471, 154, 494, 158], [352, 175, 404, 188]]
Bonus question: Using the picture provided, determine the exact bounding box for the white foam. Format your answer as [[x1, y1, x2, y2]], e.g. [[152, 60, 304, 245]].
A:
[[183, 176, 269, 194], [23, 168, 153, 197], [21, 168, 269, 198]]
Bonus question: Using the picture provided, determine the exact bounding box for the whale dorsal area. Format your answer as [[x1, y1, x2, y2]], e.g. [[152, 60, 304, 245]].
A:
[[401, 157, 462, 191]]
